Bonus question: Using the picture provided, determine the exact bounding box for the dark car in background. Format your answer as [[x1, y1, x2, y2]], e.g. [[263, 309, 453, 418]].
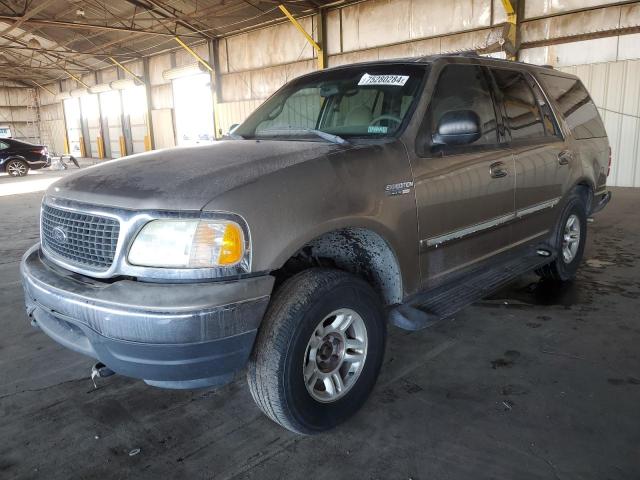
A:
[[0, 138, 50, 177]]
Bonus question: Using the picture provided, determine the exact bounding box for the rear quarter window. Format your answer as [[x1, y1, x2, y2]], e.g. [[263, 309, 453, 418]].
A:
[[537, 73, 606, 140]]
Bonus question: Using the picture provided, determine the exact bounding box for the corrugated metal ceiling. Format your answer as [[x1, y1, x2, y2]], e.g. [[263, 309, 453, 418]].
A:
[[0, 0, 345, 84]]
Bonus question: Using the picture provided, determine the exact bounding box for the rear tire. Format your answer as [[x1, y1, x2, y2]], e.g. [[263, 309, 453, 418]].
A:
[[536, 193, 587, 282], [247, 268, 386, 434], [6, 159, 29, 177]]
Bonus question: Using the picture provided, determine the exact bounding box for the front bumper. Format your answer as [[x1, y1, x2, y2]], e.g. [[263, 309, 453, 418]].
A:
[[21, 244, 274, 389]]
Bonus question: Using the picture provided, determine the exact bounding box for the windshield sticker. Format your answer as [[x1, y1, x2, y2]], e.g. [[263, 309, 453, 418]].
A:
[[358, 73, 409, 86], [368, 125, 388, 134]]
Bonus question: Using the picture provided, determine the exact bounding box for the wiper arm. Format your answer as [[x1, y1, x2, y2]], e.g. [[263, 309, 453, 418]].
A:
[[222, 132, 245, 140], [257, 127, 348, 145], [300, 128, 349, 145]]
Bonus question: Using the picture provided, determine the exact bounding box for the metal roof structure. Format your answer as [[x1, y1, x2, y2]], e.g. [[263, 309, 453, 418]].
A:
[[0, 0, 344, 85]]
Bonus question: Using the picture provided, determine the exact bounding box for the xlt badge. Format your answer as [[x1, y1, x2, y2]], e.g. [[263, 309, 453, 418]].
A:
[[385, 181, 414, 196]]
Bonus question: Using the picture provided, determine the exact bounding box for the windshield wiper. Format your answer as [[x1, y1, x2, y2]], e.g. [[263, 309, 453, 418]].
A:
[[258, 127, 348, 145], [300, 128, 348, 145]]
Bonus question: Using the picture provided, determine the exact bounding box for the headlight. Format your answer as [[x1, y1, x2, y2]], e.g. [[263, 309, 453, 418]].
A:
[[128, 219, 246, 268]]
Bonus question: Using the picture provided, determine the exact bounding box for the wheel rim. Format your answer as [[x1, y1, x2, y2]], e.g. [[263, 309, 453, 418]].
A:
[[7, 161, 27, 176], [303, 308, 368, 403], [562, 214, 581, 263]]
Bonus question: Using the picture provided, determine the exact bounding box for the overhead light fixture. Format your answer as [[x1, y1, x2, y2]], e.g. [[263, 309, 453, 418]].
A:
[[163, 63, 207, 81], [27, 38, 42, 49], [89, 83, 112, 94], [110, 79, 140, 90]]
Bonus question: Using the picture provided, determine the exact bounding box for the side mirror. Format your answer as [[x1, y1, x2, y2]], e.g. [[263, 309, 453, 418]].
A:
[[432, 110, 481, 146], [228, 123, 239, 134]]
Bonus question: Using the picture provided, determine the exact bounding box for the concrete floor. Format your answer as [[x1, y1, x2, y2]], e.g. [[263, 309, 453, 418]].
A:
[[1, 168, 639, 479]]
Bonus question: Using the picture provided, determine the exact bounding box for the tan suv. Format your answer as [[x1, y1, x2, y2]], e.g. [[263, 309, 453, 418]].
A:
[[21, 54, 611, 434]]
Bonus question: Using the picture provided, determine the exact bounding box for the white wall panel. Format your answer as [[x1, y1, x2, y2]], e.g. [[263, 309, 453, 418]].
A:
[[618, 33, 640, 60], [100, 67, 118, 84], [149, 53, 172, 86], [560, 60, 640, 187], [339, 0, 493, 53], [217, 99, 264, 135], [151, 109, 175, 149], [519, 36, 619, 66], [525, 0, 624, 19], [224, 18, 314, 72]]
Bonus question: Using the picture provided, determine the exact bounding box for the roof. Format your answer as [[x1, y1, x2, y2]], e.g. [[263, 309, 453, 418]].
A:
[[314, 53, 577, 79]]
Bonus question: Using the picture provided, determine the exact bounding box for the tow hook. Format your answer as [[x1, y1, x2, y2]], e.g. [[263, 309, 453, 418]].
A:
[[91, 362, 115, 389]]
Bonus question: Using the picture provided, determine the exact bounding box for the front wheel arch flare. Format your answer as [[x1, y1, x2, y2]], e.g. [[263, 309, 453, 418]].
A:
[[279, 228, 403, 306]]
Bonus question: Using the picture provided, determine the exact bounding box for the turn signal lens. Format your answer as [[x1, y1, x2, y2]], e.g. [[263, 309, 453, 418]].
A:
[[218, 223, 244, 265]]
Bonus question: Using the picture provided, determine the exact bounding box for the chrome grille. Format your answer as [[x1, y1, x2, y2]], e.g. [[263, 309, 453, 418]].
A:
[[41, 204, 120, 270]]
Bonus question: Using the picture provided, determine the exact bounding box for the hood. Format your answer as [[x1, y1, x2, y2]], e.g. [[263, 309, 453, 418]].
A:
[[48, 140, 343, 211]]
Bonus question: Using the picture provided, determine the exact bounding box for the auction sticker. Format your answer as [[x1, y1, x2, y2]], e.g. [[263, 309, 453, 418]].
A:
[[358, 73, 409, 86]]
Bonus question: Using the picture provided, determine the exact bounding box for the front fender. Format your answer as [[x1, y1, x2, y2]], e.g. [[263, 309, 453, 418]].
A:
[[203, 141, 421, 297]]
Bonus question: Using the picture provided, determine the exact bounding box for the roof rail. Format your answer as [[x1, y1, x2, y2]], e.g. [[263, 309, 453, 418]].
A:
[[541, 64, 555, 69], [448, 50, 480, 57]]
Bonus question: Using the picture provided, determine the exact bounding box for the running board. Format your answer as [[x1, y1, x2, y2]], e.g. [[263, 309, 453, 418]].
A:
[[389, 249, 556, 331]]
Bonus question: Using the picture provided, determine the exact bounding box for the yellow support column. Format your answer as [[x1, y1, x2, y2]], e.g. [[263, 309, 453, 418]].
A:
[[119, 136, 127, 157], [97, 136, 105, 159], [79, 136, 86, 157], [500, 0, 518, 60], [279, 4, 325, 69]]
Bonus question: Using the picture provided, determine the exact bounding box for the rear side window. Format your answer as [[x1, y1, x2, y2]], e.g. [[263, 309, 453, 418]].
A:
[[0, 141, 7, 150], [538, 73, 606, 139], [491, 69, 546, 141], [427, 64, 498, 150]]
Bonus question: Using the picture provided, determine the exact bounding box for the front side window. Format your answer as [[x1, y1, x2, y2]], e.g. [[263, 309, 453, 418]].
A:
[[235, 65, 427, 141], [425, 64, 498, 153], [491, 68, 546, 141]]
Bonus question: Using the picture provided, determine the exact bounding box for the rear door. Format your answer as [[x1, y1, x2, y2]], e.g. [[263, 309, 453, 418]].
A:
[[411, 62, 515, 288], [488, 67, 570, 246]]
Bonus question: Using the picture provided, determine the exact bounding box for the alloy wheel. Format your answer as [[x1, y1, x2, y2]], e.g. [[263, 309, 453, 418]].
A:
[[562, 213, 581, 263], [7, 160, 27, 177], [303, 308, 368, 403]]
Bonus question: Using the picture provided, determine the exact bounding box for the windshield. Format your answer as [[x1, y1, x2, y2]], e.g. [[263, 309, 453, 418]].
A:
[[234, 64, 427, 141]]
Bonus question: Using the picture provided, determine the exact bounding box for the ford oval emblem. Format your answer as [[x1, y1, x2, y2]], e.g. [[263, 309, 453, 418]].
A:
[[52, 226, 68, 244]]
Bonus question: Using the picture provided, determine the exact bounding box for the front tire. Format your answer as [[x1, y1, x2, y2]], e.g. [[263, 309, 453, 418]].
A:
[[536, 193, 587, 282], [247, 268, 386, 434]]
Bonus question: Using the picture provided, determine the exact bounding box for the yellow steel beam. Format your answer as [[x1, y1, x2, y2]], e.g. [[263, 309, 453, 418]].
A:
[[278, 4, 324, 69], [30, 80, 56, 96], [109, 57, 143, 83], [500, 0, 517, 60], [65, 69, 90, 89], [500, 0, 516, 20], [173, 36, 214, 72]]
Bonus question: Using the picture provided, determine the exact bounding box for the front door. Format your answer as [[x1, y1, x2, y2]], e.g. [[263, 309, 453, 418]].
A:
[[411, 63, 515, 289]]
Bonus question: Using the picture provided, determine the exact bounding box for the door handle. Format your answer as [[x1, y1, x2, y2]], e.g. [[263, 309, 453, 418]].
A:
[[558, 150, 573, 166], [489, 161, 508, 178]]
